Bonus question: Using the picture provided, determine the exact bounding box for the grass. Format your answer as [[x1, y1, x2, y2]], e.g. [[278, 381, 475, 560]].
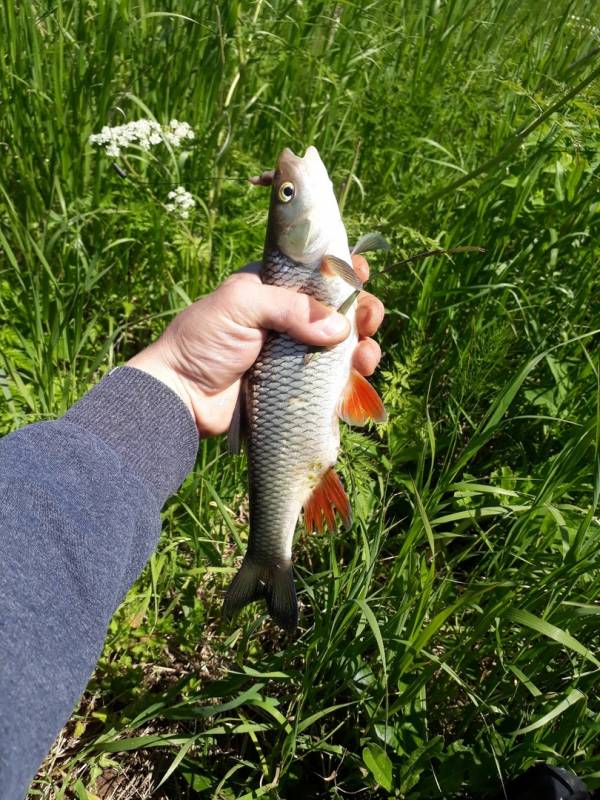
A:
[[1, 0, 600, 797]]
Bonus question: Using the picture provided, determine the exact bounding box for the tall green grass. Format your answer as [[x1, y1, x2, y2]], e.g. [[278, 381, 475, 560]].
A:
[[1, 1, 599, 797]]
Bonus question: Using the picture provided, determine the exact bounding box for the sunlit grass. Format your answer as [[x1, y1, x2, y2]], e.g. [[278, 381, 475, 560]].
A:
[[1, 0, 599, 797]]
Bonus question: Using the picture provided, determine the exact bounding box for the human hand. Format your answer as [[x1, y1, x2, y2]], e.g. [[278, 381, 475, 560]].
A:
[[127, 255, 384, 436]]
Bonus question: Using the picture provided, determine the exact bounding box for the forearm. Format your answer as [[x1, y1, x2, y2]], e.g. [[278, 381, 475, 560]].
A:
[[0, 367, 198, 797]]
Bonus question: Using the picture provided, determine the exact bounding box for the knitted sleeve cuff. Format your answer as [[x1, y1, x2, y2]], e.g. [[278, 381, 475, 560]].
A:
[[62, 366, 199, 505]]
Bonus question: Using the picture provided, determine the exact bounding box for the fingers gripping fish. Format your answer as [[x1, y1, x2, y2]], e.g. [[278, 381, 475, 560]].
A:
[[224, 146, 388, 631]]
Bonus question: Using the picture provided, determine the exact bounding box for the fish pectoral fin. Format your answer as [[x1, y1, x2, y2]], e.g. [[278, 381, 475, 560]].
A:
[[228, 384, 247, 455], [351, 232, 390, 255], [338, 369, 388, 427], [223, 557, 297, 632], [337, 289, 360, 316], [320, 255, 363, 290], [303, 467, 353, 534]]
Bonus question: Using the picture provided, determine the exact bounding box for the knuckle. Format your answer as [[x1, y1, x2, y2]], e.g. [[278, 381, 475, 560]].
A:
[[358, 294, 385, 335], [372, 296, 385, 320], [366, 337, 382, 360], [221, 274, 247, 305], [352, 254, 369, 281], [288, 291, 310, 321], [285, 293, 317, 334], [266, 288, 305, 333], [354, 337, 382, 376]]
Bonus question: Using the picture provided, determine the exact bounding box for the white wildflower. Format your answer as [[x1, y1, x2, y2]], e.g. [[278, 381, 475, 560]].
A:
[[166, 186, 195, 219], [89, 118, 195, 157], [164, 119, 195, 148]]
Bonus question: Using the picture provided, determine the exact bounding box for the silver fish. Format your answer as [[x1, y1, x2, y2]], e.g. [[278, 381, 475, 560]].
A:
[[224, 146, 387, 630]]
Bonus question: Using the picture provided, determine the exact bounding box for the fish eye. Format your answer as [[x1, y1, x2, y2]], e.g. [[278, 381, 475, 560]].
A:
[[278, 181, 295, 203]]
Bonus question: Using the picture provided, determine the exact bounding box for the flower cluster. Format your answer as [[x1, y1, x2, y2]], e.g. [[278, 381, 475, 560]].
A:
[[164, 119, 195, 148], [166, 186, 195, 219], [89, 118, 194, 158]]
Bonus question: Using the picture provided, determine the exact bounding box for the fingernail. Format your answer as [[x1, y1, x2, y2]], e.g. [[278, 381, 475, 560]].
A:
[[320, 313, 349, 338]]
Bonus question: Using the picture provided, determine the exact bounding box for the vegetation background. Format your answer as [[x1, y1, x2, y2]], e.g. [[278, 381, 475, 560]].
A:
[[1, 0, 600, 797]]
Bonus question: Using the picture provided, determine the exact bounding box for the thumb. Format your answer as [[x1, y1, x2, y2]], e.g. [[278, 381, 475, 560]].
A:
[[246, 283, 350, 346]]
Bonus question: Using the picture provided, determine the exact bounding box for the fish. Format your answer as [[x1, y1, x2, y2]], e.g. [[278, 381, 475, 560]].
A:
[[223, 146, 388, 631]]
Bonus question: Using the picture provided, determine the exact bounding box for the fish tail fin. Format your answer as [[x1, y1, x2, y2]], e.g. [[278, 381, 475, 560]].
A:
[[223, 557, 298, 632], [265, 562, 298, 632]]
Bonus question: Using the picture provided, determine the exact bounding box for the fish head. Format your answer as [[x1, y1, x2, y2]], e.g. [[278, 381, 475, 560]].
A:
[[266, 146, 345, 264]]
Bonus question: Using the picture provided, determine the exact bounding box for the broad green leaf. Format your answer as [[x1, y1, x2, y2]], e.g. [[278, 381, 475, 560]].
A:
[[363, 743, 393, 791]]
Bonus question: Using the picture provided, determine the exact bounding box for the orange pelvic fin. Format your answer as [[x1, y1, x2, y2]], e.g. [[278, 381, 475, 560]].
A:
[[338, 369, 387, 427], [303, 467, 352, 534]]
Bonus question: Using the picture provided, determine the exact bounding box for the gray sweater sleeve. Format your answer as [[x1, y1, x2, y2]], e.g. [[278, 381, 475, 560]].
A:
[[0, 367, 198, 799]]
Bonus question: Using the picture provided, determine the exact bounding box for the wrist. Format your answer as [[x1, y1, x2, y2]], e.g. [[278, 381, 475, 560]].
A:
[[127, 341, 197, 427], [127, 340, 232, 437]]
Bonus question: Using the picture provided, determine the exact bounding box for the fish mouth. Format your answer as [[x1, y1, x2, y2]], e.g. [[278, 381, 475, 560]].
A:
[[277, 146, 320, 170], [277, 147, 301, 171]]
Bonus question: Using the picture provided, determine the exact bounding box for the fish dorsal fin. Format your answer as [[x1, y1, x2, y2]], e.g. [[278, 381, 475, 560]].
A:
[[338, 369, 387, 427], [351, 232, 390, 255], [303, 467, 352, 534], [320, 254, 363, 290]]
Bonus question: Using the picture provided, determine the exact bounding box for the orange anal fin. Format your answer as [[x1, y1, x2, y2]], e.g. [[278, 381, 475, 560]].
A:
[[303, 468, 352, 534], [338, 369, 387, 427]]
